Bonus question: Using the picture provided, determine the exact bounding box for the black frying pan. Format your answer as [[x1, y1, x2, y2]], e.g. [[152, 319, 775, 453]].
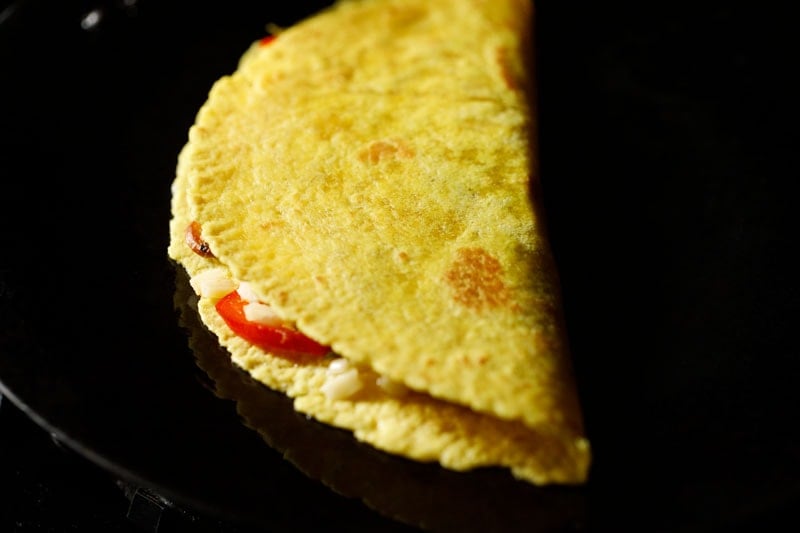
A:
[[1, 1, 797, 531]]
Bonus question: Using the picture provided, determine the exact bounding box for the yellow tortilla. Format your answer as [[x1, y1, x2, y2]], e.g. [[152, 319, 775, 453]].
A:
[[168, 0, 590, 485]]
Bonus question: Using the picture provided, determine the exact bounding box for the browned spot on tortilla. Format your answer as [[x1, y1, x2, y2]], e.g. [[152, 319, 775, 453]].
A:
[[276, 291, 289, 306], [444, 247, 511, 310], [259, 220, 286, 231], [461, 354, 490, 367], [358, 139, 415, 164], [495, 46, 518, 90]]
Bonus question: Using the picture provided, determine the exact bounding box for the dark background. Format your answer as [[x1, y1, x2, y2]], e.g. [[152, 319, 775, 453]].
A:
[[0, 396, 267, 532], [1, 1, 798, 532]]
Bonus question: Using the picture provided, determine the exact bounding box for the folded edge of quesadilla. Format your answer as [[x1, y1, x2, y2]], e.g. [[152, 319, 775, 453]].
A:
[[168, 0, 590, 486]]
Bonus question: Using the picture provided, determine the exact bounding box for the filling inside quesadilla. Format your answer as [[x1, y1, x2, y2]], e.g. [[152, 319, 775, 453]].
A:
[[185, 230, 413, 402]]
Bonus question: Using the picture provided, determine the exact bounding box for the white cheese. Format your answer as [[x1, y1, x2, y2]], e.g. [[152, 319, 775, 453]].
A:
[[243, 301, 283, 326], [321, 367, 362, 400], [326, 357, 351, 375], [236, 281, 261, 302], [190, 268, 236, 299]]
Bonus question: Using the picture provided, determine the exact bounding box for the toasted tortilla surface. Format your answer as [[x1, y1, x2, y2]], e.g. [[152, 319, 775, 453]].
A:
[[169, 0, 590, 485]]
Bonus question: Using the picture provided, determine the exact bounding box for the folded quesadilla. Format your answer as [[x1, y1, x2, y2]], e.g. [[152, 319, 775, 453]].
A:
[[168, 0, 590, 485]]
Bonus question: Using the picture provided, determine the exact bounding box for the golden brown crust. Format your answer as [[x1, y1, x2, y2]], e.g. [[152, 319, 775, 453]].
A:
[[168, 0, 590, 485]]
